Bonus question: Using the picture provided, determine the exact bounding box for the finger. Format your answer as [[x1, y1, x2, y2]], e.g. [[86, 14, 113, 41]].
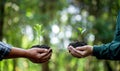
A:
[[68, 46, 84, 58], [76, 46, 86, 51], [38, 50, 52, 59], [68, 46, 73, 52], [67, 47, 70, 52], [69, 46, 82, 58], [41, 52, 52, 60], [48, 49, 52, 53], [37, 52, 48, 58], [39, 59, 50, 63], [71, 46, 86, 58], [70, 52, 81, 58], [37, 48, 48, 53], [34, 58, 49, 63], [67, 46, 74, 52], [38, 56, 51, 63], [76, 50, 87, 58], [69, 46, 78, 52], [70, 50, 82, 58]]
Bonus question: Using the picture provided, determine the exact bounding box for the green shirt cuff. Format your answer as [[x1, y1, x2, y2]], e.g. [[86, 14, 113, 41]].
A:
[[93, 45, 102, 58]]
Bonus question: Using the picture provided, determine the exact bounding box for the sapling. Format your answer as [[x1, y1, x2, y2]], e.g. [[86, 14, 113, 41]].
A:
[[34, 24, 44, 44], [77, 27, 86, 41], [68, 27, 87, 48], [31, 24, 50, 49]]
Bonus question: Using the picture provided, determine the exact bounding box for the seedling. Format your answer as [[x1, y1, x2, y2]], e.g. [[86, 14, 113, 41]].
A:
[[77, 27, 86, 35], [31, 24, 50, 49], [68, 27, 87, 48], [34, 24, 44, 44]]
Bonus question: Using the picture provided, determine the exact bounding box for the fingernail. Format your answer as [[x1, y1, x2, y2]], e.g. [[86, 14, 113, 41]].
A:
[[69, 46, 73, 48], [44, 49, 48, 51], [49, 49, 52, 53]]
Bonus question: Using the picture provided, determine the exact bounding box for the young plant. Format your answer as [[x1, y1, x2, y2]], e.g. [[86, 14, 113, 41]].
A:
[[34, 24, 44, 44], [32, 24, 50, 49], [77, 27, 86, 35], [68, 27, 87, 48]]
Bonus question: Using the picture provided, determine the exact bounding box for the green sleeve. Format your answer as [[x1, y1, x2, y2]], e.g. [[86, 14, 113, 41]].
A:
[[93, 11, 120, 60], [114, 10, 120, 41], [93, 41, 120, 60]]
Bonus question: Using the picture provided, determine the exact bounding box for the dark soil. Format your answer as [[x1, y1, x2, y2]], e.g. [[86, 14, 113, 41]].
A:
[[68, 41, 87, 48], [31, 45, 50, 49]]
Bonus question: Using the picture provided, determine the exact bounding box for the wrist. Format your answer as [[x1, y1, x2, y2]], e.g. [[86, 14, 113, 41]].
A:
[[24, 49, 31, 58], [89, 46, 93, 56]]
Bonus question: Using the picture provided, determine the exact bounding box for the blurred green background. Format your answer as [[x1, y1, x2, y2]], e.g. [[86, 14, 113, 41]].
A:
[[0, 0, 120, 71]]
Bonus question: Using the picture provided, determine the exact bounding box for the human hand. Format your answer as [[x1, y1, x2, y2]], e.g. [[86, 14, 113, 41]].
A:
[[67, 45, 93, 58], [26, 48, 52, 63]]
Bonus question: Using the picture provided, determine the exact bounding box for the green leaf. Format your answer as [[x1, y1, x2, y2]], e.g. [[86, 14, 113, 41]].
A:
[[77, 27, 86, 34], [78, 27, 83, 34], [33, 24, 44, 44]]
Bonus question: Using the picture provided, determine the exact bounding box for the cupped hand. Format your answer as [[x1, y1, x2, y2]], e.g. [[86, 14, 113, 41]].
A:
[[67, 45, 93, 58], [26, 48, 52, 63]]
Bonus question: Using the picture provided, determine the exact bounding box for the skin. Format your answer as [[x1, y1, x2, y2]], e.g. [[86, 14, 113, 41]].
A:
[[4, 47, 52, 63], [67, 45, 93, 58]]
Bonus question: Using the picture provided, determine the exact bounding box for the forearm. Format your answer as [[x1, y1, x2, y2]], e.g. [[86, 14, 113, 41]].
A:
[[4, 47, 28, 59], [93, 41, 120, 60]]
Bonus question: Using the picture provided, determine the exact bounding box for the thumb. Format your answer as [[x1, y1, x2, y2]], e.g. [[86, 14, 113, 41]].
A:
[[37, 48, 48, 53], [76, 46, 86, 51]]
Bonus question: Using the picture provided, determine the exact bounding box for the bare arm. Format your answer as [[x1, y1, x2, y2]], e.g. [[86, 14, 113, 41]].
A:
[[4, 47, 28, 59], [4, 47, 52, 63]]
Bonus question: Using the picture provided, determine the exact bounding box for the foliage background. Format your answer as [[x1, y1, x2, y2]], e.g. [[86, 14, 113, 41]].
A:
[[0, 0, 120, 71]]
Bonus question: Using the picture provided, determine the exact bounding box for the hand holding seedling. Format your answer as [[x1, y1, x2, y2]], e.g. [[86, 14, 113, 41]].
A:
[[27, 48, 52, 63], [67, 45, 93, 58], [69, 27, 87, 48], [67, 27, 93, 58], [4, 47, 52, 63], [30, 24, 52, 63]]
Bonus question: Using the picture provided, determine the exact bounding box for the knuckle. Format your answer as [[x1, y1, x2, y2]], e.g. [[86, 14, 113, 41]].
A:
[[81, 53, 85, 57]]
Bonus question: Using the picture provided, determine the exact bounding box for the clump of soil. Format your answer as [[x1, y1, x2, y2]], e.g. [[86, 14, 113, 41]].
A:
[[31, 45, 50, 49], [68, 41, 87, 48]]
